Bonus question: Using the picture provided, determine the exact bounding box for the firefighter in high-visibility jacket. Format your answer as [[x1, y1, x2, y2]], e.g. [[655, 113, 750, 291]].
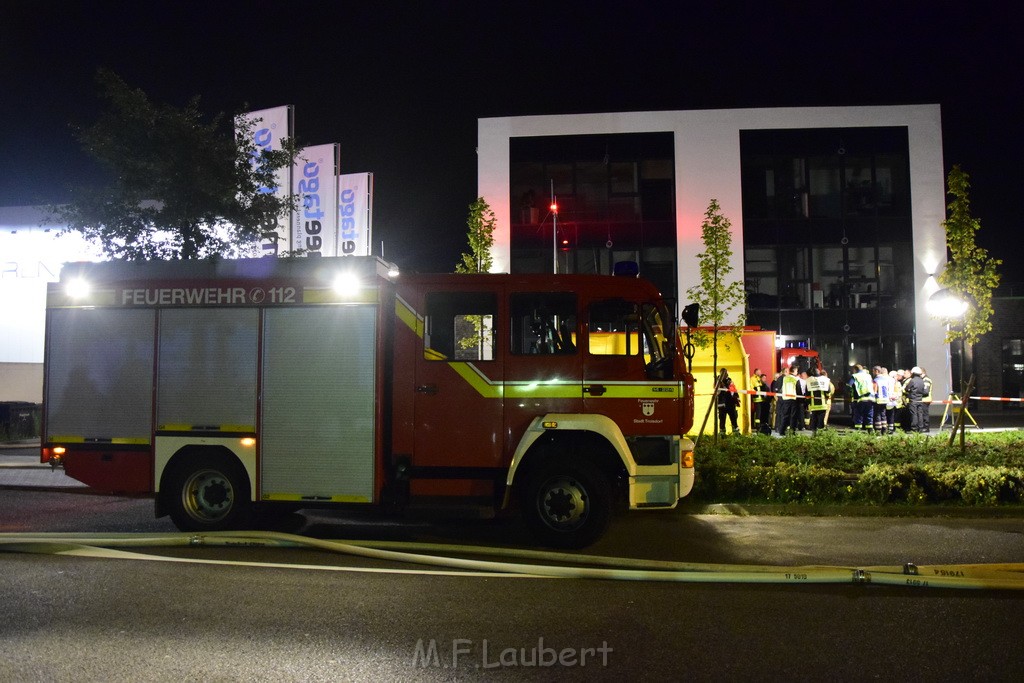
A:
[[850, 364, 875, 431], [778, 366, 800, 435], [807, 368, 827, 434], [872, 366, 892, 435], [887, 370, 902, 434]]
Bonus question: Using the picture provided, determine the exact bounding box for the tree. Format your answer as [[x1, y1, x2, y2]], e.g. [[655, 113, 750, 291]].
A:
[[935, 165, 1001, 346], [684, 200, 747, 437], [455, 197, 497, 357], [685, 199, 747, 371], [455, 197, 496, 274], [52, 69, 297, 260]]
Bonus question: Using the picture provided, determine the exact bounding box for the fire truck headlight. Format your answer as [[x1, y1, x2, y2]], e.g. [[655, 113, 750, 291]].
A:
[[332, 273, 362, 296], [66, 278, 91, 299]]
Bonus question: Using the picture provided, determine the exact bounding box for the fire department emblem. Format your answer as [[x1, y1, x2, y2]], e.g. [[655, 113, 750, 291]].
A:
[[641, 400, 656, 416]]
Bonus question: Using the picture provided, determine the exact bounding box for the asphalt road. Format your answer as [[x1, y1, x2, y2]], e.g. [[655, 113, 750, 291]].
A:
[[2, 483, 1024, 681]]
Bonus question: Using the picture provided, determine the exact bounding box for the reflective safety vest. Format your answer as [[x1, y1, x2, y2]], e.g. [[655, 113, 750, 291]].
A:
[[751, 375, 763, 403], [874, 374, 892, 406], [889, 378, 903, 408], [807, 376, 826, 411], [922, 376, 933, 403], [853, 370, 874, 402], [781, 374, 798, 400]]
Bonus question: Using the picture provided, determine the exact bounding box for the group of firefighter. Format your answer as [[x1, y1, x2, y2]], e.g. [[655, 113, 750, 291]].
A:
[[717, 363, 934, 436]]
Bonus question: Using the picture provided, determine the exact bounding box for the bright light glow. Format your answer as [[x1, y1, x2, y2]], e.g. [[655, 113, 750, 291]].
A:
[[332, 272, 362, 295], [550, 202, 558, 214], [66, 278, 91, 299], [927, 288, 969, 319], [387, 266, 400, 278], [240, 437, 256, 447]]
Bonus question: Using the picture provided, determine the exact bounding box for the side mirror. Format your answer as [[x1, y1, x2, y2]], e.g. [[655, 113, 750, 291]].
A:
[[681, 303, 700, 328]]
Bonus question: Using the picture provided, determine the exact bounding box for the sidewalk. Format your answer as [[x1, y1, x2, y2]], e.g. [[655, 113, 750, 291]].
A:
[[0, 440, 87, 490]]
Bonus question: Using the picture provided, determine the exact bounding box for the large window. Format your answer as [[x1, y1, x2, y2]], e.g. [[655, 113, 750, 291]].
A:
[[509, 133, 676, 298], [741, 127, 914, 376], [423, 292, 496, 362]]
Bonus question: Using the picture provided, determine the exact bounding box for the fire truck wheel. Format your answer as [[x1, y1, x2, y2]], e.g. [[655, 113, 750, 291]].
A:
[[521, 457, 611, 549], [166, 454, 252, 532]]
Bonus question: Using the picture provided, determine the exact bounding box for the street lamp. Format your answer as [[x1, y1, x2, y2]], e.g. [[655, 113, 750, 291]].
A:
[[926, 288, 968, 319], [927, 288, 969, 396]]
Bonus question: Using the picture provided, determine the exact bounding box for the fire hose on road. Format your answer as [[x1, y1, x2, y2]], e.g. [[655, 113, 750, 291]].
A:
[[2, 530, 1023, 590]]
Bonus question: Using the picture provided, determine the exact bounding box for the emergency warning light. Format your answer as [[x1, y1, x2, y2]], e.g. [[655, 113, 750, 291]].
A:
[[612, 261, 639, 277]]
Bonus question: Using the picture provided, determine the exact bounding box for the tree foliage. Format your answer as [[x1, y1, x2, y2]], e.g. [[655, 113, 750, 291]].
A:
[[684, 199, 747, 378], [455, 197, 497, 354], [936, 165, 1001, 346], [455, 196, 496, 274], [52, 69, 297, 260]]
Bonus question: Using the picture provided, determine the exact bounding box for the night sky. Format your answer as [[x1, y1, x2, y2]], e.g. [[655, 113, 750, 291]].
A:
[[2, 1, 1020, 274]]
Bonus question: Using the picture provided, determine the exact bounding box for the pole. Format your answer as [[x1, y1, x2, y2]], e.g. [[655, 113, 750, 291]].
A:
[[550, 179, 558, 274]]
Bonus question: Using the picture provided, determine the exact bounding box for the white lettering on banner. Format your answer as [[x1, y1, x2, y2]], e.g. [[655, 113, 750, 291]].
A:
[[299, 161, 324, 256], [339, 188, 357, 255]]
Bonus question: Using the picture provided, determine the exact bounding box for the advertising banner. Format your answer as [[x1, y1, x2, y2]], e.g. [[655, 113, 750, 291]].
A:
[[293, 144, 340, 256], [338, 172, 374, 257], [237, 106, 294, 256]]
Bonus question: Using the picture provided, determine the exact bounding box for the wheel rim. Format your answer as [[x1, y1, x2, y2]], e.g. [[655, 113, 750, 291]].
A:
[[535, 474, 589, 532], [181, 468, 235, 523]]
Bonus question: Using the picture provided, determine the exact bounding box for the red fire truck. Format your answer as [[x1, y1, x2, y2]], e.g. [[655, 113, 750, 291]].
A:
[[41, 257, 696, 547]]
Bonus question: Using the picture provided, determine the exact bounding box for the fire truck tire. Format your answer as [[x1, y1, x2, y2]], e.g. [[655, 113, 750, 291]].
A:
[[521, 456, 611, 549], [165, 453, 252, 532]]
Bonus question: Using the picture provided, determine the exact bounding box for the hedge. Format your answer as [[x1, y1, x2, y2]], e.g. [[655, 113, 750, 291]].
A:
[[692, 430, 1024, 506]]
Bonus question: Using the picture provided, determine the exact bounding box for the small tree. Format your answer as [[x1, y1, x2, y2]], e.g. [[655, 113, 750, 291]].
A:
[[455, 197, 497, 356], [935, 165, 1001, 400], [52, 69, 297, 260], [936, 166, 1001, 346], [455, 197, 496, 274], [685, 199, 747, 377], [684, 200, 747, 438]]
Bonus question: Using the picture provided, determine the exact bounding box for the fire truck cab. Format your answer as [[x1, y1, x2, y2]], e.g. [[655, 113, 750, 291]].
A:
[[42, 257, 695, 547]]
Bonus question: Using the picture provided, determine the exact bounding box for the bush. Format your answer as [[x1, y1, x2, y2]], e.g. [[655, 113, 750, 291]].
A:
[[692, 431, 1024, 507]]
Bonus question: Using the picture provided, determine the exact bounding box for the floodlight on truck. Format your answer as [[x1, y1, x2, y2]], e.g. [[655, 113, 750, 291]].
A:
[[332, 272, 363, 296], [66, 277, 91, 299]]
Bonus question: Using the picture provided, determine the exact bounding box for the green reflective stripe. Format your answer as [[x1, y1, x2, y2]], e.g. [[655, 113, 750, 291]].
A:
[[448, 362, 503, 398], [395, 296, 425, 338], [590, 383, 680, 399], [505, 382, 580, 399]]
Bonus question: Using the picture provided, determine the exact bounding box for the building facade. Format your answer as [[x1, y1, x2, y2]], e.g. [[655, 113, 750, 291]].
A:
[[477, 105, 950, 393]]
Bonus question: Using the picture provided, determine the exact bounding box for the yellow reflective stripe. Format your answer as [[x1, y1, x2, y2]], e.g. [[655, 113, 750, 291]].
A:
[[448, 362, 503, 398], [156, 424, 256, 433], [395, 296, 425, 338], [505, 381, 581, 399], [262, 493, 370, 503], [47, 435, 150, 445], [47, 288, 118, 308], [302, 287, 379, 304], [589, 383, 681, 399]]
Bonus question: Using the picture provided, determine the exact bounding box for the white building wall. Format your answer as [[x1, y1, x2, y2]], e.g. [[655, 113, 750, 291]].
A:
[[477, 105, 948, 391], [0, 206, 102, 402]]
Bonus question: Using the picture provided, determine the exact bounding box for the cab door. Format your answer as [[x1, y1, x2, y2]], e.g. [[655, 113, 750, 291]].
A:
[[583, 298, 680, 438], [413, 288, 503, 469], [503, 291, 584, 460]]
